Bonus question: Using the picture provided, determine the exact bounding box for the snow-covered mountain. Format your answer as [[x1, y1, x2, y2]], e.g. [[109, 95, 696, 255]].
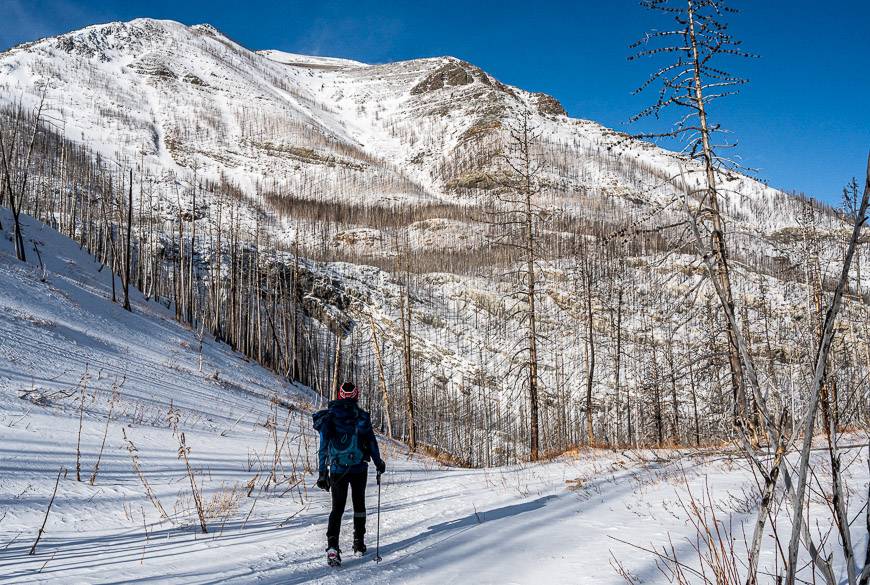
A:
[[0, 18, 815, 246], [2, 18, 865, 466]]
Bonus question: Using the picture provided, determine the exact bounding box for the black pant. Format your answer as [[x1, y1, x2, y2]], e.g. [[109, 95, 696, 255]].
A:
[[327, 470, 367, 547]]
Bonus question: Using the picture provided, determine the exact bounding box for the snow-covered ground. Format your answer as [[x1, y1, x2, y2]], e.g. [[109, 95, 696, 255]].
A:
[[1, 211, 868, 584]]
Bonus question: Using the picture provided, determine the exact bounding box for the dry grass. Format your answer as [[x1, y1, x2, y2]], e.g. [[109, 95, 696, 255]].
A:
[[417, 444, 474, 468], [204, 483, 244, 520]]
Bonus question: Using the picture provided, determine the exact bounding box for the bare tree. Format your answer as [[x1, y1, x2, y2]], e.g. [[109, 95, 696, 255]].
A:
[[488, 108, 548, 461], [630, 0, 756, 433], [785, 154, 870, 585], [0, 94, 46, 262], [123, 169, 133, 311], [394, 233, 416, 451]]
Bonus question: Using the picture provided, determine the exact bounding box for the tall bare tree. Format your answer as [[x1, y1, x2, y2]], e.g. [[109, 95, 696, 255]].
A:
[[630, 0, 755, 433], [394, 233, 417, 451], [489, 109, 547, 461], [785, 154, 870, 585], [0, 95, 46, 262], [123, 169, 133, 311]]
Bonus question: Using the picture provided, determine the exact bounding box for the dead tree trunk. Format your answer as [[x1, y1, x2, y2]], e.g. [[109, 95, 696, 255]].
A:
[[123, 169, 133, 312], [785, 153, 870, 585], [582, 251, 595, 446], [368, 315, 393, 439], [0, 96, 46, 262], [399, 283, 416, 451]]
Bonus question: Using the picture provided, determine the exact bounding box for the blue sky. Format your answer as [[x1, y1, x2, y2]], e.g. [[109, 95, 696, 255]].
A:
[[3, 0, 868, 204]]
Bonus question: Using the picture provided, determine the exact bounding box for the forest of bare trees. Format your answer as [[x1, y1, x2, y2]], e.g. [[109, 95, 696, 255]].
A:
[[625, 1, 870, 583], [0, 0, 866, 494], [3, 86, 868, 479]]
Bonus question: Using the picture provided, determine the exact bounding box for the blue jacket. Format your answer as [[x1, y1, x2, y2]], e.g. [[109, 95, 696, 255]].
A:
[[313, 398, 383, 475]]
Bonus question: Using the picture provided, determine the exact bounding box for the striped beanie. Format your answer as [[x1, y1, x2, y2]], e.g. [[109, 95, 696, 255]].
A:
[[338, 382, 359, 400]]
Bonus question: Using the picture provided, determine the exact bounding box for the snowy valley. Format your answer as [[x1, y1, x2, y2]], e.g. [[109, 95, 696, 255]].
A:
[[1, 12, 869, 585], [1, 210, 864, 584]]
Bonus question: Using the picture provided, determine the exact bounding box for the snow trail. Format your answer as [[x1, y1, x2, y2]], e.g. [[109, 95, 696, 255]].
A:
[[1, 211, 867, 584]]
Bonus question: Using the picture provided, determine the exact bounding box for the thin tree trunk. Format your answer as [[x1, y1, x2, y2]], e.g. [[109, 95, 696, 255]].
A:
[[331, 335, 341, 400], [399, 285, 416, 451], [785, 152, 870, 585], [584, 265, 595, 446], [369, 316, 393, 439], [686, 1, 748, 432], [123, 169, 133, 311]]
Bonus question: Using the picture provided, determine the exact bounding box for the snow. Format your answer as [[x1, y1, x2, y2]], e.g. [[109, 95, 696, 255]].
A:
[[1, 212, 867, 584], [258, 50, 368, 69], [1, 18, 868, 583]]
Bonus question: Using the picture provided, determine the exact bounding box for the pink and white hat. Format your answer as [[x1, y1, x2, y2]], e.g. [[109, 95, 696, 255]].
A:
[[338, 382, 359, 400]]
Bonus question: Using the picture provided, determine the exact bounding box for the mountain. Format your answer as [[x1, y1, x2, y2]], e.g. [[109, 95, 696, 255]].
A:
[[1, 18, 865, 465], [0, 19, 812, 233]]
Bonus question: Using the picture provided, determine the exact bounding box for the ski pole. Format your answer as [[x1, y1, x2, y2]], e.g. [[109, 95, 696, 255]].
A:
[[375, 471, 382, 563]]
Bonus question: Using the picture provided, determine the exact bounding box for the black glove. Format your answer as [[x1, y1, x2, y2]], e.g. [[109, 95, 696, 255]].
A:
[[375, 459, 386, 474], [316, 470, 330, 491]]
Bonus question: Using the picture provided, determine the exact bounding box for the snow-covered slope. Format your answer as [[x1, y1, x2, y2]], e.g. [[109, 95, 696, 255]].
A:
[[3, 210, 866, 585], [0, 18, 812, 237], [257, 49, 367, 69], [0, 210, 312, 416]]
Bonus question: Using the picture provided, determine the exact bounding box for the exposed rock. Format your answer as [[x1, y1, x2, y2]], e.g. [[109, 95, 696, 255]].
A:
[[332, 228, 383, 248], [457, 117, 502, 144], [492, 79, 517, 98], [130, 57, 177, 80], [261, 260, 360, 336], [445, 170, 511, 192], [257, 143, 365, 170], [182, 73, 208, 86], [411, 60, 478, 95], [190, 23, 220, 37], [54, 20, 167, 63], [533, 92, 566, 116]]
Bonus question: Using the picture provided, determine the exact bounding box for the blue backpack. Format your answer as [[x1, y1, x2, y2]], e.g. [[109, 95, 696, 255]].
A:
[[329, 429, 364, 467], [313, 402, 369, 469]]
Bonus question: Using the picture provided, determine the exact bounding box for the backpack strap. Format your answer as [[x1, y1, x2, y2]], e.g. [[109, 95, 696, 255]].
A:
[[312, 409, 332, 434]]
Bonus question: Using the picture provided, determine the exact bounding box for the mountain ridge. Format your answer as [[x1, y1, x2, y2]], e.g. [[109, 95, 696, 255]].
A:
[[2, 17, 865, 466], [0, 17, 788, 230]]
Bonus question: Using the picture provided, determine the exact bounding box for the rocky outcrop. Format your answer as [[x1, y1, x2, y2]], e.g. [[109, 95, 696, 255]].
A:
[[130, 58, 177, 80], [54, 20, 168, 62], [183, 73, 208, 86], [411, 59, 489, 95], [532, 92, 566, 116]]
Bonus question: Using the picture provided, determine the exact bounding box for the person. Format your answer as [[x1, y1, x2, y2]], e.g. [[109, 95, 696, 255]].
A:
[[313, 381, 386, 567]]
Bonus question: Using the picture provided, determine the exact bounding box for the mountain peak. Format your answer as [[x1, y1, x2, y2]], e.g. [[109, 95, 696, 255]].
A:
[[189, 23, 221, 36], [46, 19, 181, 61]]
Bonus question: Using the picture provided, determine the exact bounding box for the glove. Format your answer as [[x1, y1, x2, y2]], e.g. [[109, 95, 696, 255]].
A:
[[375, 459, 386, 474], [316, 470, 330, 491]]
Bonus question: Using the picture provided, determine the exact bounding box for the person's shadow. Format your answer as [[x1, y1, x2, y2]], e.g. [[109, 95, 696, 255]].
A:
[[246, 495, 559, 585], [376, 495, 558, 562]]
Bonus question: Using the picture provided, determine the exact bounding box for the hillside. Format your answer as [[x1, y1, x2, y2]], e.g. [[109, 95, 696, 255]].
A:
[[1, 18, 867, 468], [2, 211, 866, 585]]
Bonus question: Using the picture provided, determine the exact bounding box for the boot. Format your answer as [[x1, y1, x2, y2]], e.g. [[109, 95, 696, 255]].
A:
[[353, 536, 367, 557], [327, 537, 341, 567]]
